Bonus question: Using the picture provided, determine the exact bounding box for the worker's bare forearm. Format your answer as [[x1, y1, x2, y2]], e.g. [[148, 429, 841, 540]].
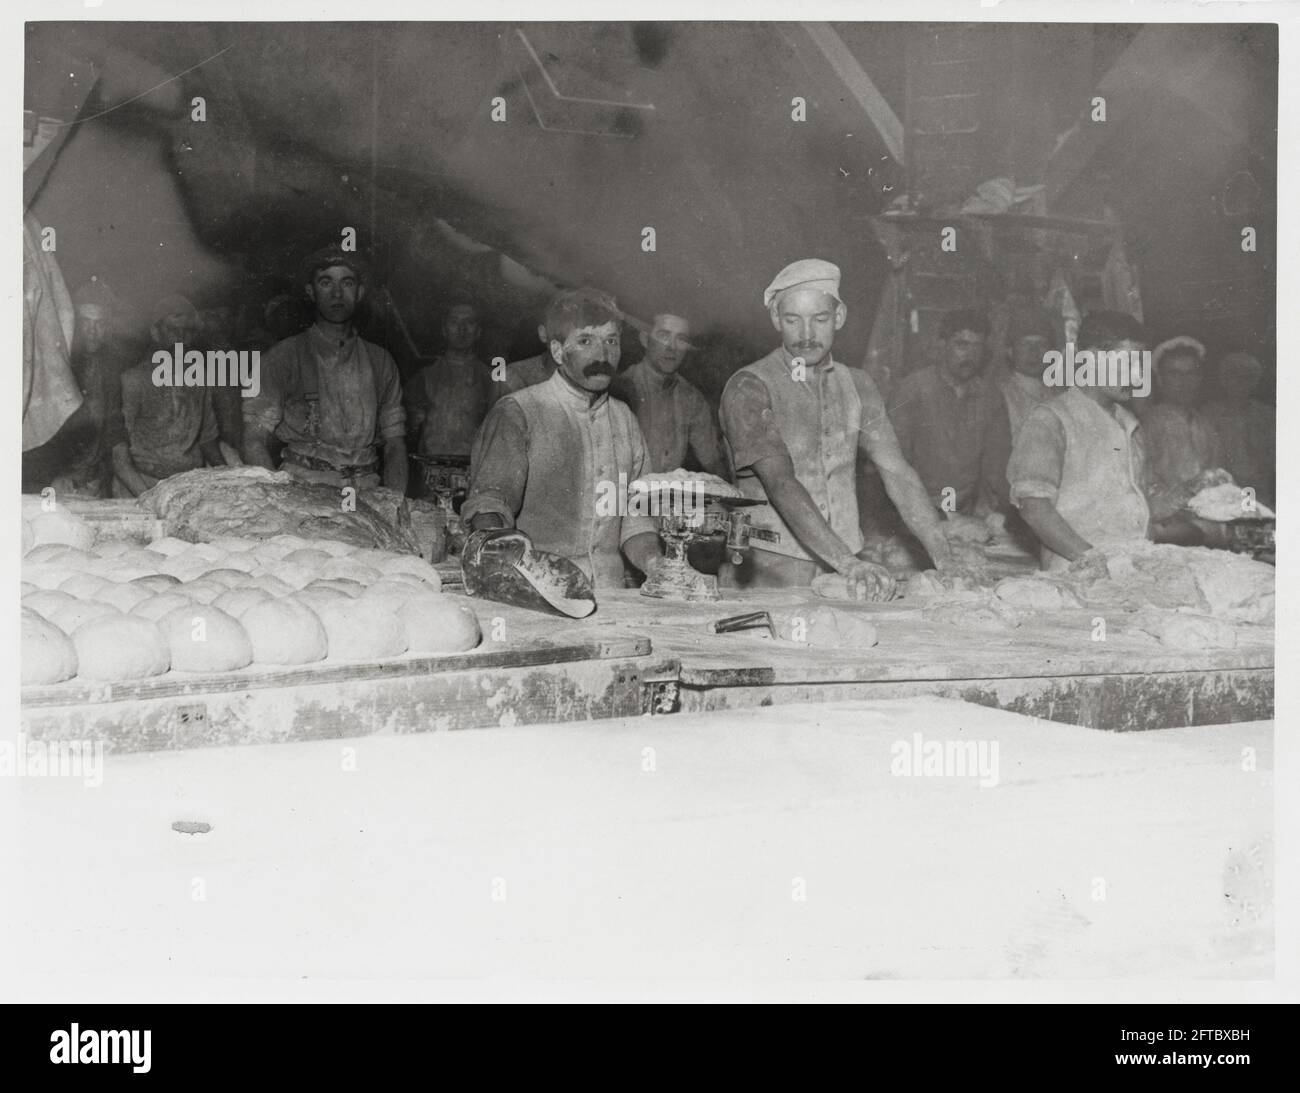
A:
[[757, 468, 856, 573], [880, 464, 952, 568], [383, 438, 409, 494], [111, 444, 152, 497], [1017, 497, 1092, 562], [622, 531, 662, 575]]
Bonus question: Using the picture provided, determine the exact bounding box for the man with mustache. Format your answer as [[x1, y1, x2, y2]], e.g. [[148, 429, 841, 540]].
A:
[[889, 309, 1012, 516], [463, 287, 661, 589], [243, 247, 407, 492], [610, 311, 727, 476], [719, 259, 953, 599]]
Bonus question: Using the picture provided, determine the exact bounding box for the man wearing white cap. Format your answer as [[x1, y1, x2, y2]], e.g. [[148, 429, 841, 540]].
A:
[[719, 259, 953, 598]]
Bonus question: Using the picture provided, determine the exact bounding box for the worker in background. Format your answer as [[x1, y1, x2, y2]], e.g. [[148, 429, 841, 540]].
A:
[[889, 308, 1012, 516], [1203, 351, 1275, 510], [242, 247, 407, 492], [999, 305, 1059, 438], [406, 302, 494, 459], [718, 259, 953, 598], [496, 320, 556, 397], [197, 301, 244, 465], [1142, 336, 1220, 520], [1007, 310, 1150, 571], [610, 311, 727, 477], [112, 295, 228, 497], [463, 287, 661, 589], [24, 280, 128, 497]]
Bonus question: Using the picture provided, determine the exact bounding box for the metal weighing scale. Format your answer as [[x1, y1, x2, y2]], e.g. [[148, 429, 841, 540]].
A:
[[635, 482, 776, 602]]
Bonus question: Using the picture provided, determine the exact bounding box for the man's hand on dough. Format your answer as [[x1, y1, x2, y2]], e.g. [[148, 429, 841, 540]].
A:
[[840, 557, 897, 602]]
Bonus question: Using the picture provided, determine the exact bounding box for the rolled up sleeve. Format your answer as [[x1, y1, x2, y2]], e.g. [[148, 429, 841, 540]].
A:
[[1007, 406, 1066, 506], [720, 372, 786, 471], [242, 342, 288, 439], [374, 350, 406, 441], [463, 398, 529, 527]]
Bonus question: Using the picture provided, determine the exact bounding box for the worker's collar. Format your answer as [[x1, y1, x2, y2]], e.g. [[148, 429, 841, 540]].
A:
[[938, 366, 978, 398], [309, 320, 358, 349], [552, 367, 609, 409], [1067, 387, 1140, 434], [636, 357, 680, 392], [778, 346, 835, 375]]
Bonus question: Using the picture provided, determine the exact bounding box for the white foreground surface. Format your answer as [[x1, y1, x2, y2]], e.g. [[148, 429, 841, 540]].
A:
[[4, 698, 1272, 984]]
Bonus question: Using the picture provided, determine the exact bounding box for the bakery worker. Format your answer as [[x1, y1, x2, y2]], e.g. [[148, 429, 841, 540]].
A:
[[610, 310, 728, 476], [719, 259, 954, 598], [242, 247, 407, 492], [462, 287, 661, 589], [112, 295, 228, 497], [1007, 310, 1151, 571], [496, 321, 557, 398], [406, 301, 494, 459], [1142, 336, 1219, 520]]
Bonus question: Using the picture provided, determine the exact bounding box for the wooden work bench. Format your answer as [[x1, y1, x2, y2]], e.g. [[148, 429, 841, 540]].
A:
[[21, 576, 1274, 749]]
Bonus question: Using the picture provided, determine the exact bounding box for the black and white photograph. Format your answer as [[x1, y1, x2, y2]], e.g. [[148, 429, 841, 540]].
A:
[[6, 0, 1296, 1025]]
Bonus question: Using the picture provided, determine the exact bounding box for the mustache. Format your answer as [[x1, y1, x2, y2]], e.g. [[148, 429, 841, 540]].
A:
[[582, 362, 615, 377], [794, 342, 822, 350]]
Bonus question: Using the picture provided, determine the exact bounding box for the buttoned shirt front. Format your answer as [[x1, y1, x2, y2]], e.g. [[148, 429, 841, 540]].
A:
[[611, 358, 724, 474], [720, 348, 870, 562], [463, 370, 656, 589], [1008, 388, 1150, 571]]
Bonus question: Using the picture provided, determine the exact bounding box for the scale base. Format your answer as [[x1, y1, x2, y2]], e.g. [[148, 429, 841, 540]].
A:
[[640, 558, 720, 602]]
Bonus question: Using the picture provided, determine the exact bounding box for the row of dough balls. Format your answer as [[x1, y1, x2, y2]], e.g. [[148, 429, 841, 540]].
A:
[[22, 534, 481, 685]]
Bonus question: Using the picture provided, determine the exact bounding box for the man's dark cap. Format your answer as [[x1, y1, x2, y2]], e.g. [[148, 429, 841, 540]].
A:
[[300, 246, 369, 285]]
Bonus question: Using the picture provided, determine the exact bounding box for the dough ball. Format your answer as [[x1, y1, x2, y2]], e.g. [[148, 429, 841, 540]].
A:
[[157, 554, 216, 582], [242, 598, 328, 665], [212, 587, 274, 618], [317, 557, 381, 584], [96, 582, 155, 613], [252, 574, 293, 597], [21, 564, 82, 591], [994, 577, 1081, 610], [72, 615, 170, 680], [207, 536, 260, 554], [22, 519, 35, 554], [882, 542, 921, 571], [925, 603, 1017, 631], [146, 536, 193, 557], [315, 540, 356, 558], [400, 596, 481, 654], [281, 547, 332, 570], [159, 605, 253, 672], [199, 568, 251, 589], [20, 581, 37, 596], [180, 580, 226, 605], [22, 589, 79, 620], [1150, 613, 1238, 651], [269, 560, 321, 591], [22, 613, 78, 685], [99, 559, 162, 583], [31, 509, 96, 551], [182, 542, 226, 564], [25, 542, 82, 564], [50, 599, 121, 635], [58, 573, 114, 599], [306, 578, 364, 598], [129, 573, 182, 594], [315, 597, 409, 660], [132, 592, 198, 621], [293, 587, 352, 614], [251, 540, 296, 563], [214, 553, 260, 575], [361, 582, 418, 612], [94, 540, 133, 559], [776, 606, 878, 648], [378, 554, 443, 591]]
